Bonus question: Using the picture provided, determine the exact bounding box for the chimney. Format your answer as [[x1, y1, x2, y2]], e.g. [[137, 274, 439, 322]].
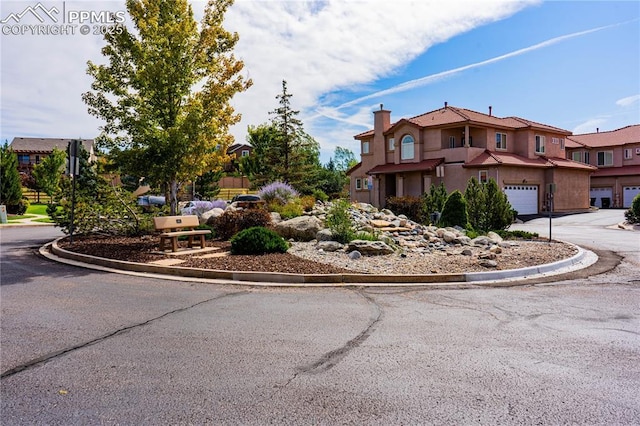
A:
[[489, 106, 492, 116], [444, 101, 448, 108]]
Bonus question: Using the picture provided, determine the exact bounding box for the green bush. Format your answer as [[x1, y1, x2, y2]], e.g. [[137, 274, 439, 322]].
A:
[[326, 198, 355, 244], [439, 190, 468, 228], [230, 226, 289, 255], [625, 194, 640, 224], [385, 196, 425, 223], [279, 201, 303, 220], [353, 231, 379, 241], [213, 208, 272, 240], [496, 229, 539, 239], [465, 177, 513, 231], [423, 182, 448, 225], [312, 189, 328, 202]]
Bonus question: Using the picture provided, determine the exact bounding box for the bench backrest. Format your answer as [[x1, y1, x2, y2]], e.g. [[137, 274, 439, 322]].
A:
[[154, 215, 200, 231]]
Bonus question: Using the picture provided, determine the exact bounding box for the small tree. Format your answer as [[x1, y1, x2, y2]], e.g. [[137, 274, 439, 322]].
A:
[[423, 182, 448, 224], [32, 147, 66, 204], [483, 178, 514, 230], [439, 190, 468, 228], [0, 143, 24, 214], [325, 198, 355, 243], [465, 177, 486, 230], [624, 194, 640, 224]]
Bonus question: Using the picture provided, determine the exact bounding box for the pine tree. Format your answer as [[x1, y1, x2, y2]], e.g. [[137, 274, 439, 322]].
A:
[[0, 143, 23, 213], [464, 177, 486, 230], [439, 190, 468, 228], [423, 182, 448, 224], [483, 178, 513, 230], [32, 147, 66, 203]]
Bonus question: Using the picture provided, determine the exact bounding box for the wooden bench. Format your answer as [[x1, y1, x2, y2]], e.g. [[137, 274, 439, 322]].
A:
[[153, 215, 211, 252]]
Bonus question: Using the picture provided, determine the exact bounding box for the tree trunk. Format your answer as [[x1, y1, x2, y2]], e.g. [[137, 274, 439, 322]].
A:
[[170, 180, 178, 215]]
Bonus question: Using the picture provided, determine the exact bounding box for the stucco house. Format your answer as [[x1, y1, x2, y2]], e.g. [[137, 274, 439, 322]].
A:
[[565, 125, 640, 208], [348, 104, 596, 215], [8, 137, 96, 175]]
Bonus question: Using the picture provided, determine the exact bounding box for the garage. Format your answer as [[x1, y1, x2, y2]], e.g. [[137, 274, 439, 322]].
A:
[[504, 185, 538, 215], [623, 186, 640, 208], [590, 187, 613, 208]]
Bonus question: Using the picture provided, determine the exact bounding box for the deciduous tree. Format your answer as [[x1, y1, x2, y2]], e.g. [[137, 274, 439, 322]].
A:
[[32, 147, 66, 203], [83, 0, 251, 214]]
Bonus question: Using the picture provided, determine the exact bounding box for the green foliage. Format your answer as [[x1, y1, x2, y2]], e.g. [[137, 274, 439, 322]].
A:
[[230, 226, 289, 255], [299, 195, 316, 212], [495, 229, 539, 239], [385, 196, 425, 223], [212, 208, 272, 240], [32, 147, 66, 203], [625, 194, 640, 224], [333, 147, 357, 172], [82, 0, 251, 215], [312, 189, 329, 202], [279, 201, 303, 220], [316, 158, 348, 199], [465, 178, 514, 231], [439, 190, 468, 228], [353, 231, 379, 241], [325, 198, 355, 244], [423, 182, 448, 224], [0, 143, 23, 212], [194, 169, 223, 200]]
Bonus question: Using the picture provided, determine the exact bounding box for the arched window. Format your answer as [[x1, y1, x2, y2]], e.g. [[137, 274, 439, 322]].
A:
[[401, 135, 414, 160]]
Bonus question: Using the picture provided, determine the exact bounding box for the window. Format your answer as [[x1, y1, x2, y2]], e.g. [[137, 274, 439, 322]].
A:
[[35, 155, 41, 164], [584, 151, 590, 165], [241, 150, 249, 157], [535, 135, 545, 154], [449, 136, 456, 149], [597, 151, 613, 166], [496, 133, 507, 150], [362, 141, 370, 155], [401, 135, 414, 160], [388, 138, 395, 151], [479, 170, 488, 183], [355, 178, 362, 190], [560, 138, 565, 150], [624, 148, 632, 160], [552, 137, 559, 144], [572, 152, 581, 162], [17, 154, 29, 164]]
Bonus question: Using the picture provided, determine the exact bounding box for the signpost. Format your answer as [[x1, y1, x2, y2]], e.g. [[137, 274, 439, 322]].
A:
[[547, 183, 556, 242], [66, 140, 81, 243]]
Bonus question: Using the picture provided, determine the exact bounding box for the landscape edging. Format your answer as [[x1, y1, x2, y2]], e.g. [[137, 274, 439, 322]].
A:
[[48, 237, 588, 285]]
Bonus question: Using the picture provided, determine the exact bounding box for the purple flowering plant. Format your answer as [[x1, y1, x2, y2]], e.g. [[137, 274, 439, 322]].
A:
[[258, 181, 298, 205]]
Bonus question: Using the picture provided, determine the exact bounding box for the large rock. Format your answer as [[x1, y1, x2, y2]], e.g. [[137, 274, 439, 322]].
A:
[[487, 231, 504, 244], [347, 240, 394, 256], [316, 229, 334, 242], [203, 208, 226, 225], [317, 241, 344, 252], [274, 216, 323, 241]]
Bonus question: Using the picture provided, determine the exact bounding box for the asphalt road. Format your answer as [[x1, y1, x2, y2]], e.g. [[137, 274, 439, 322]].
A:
[[1, 213, 639, 424]]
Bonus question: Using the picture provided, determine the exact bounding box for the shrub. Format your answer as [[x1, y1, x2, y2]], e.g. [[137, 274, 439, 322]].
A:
[[279, 201, 303, 220], [353, 231, 379, 241], [300, 195, 316, 212], [496, 229, 539, 239], [258, 181, 298, 205], [423, 182, 448, 225], [212, 208, 272, 240], [465, 177, 514, 231], [439, 190, 468, 228], [230, 226, 289, 255], [325, 198, 354, 243], [312, 189, 328, 202], [386, 196, 425, 223], [625, 194, 640, 224]]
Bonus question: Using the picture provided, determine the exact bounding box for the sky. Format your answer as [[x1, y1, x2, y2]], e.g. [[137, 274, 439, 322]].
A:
[[1, 0, 639, 164]]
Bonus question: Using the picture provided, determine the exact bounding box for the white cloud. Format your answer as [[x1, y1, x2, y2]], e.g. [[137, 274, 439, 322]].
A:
[[616, 94, 640, 107], [573, 118, 608, 135], [1, 0, 536, 157]]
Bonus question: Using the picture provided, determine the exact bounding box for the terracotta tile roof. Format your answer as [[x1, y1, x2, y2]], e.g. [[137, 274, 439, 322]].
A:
[[592, 164, 640, 177], [368, 158, 444, 175], [355, 105, 572, 138], [566, 124, 640, 148], [9, 137, 94, 153], [464, 150, 595, 171], [464, 151, 550, 168]]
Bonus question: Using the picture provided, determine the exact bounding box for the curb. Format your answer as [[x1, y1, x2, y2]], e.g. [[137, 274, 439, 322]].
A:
[[44, 237, 595, 288]]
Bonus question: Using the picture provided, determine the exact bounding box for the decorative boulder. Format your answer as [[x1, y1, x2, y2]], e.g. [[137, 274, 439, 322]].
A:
[[346, 240, 394, 256], [203, 208, 226, 225], [317, 241, 344, 252], [316, 229, 334, 242], [274, 216, 323, 241], [487, 231, 504, 244]]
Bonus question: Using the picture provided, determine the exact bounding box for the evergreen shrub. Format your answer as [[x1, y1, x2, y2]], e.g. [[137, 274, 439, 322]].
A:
[[439, 190, 468, 228], [230, 226, 289, 255], [385, 196, 425, 223]]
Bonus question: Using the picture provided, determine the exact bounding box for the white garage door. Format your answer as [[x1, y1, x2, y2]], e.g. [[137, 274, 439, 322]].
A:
[[623, 186, 640, 208], [590, 187, 613, 208], [504, 185, 538, 215]]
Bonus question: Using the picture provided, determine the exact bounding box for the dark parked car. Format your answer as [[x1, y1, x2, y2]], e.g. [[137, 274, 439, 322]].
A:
[[231, 194, 261, 202]]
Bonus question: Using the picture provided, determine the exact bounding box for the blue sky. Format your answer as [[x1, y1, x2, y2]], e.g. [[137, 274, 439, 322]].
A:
[[1, 0, 639, 165]]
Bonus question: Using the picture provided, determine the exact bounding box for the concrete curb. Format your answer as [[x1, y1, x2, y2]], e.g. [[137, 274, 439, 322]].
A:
[[44, 237, 595, 287]]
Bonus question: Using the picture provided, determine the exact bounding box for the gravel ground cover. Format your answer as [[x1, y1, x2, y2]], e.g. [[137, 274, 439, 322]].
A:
[[57, 234, 578, 275]]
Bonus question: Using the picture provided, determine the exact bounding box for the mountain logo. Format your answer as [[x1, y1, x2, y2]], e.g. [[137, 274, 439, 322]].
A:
[[1, 2, 60, 24]]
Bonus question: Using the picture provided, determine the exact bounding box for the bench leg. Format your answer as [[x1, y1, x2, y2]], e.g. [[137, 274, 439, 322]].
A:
[[187, 235, 195, 248], [159, 236, 166, 251], [171, 237, 178, 252], [199, 234, 205, 248]]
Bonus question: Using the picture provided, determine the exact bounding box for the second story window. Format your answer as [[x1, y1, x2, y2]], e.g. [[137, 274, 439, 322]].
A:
[[597, 151, 613, 166], [624, 148, 632, 160], [535, 135, 545, 154], [401, 135, 415, 160], [449, 136, 456, 149], [17, 154, 30, 164], [572, 152, 582, 162], [388, 138, 395, 151], [496, 133, 507, 150], [241, 150, 249, 157], [584, 151, 590, 165], [362, 141, 370, 155]]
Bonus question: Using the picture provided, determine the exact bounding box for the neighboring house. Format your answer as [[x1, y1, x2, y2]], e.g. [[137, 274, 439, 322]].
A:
[[348, 104, 596, 215], [224, 143, 253, 172], [8, 137, 96, 175], [565, 125, 640, 208]]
